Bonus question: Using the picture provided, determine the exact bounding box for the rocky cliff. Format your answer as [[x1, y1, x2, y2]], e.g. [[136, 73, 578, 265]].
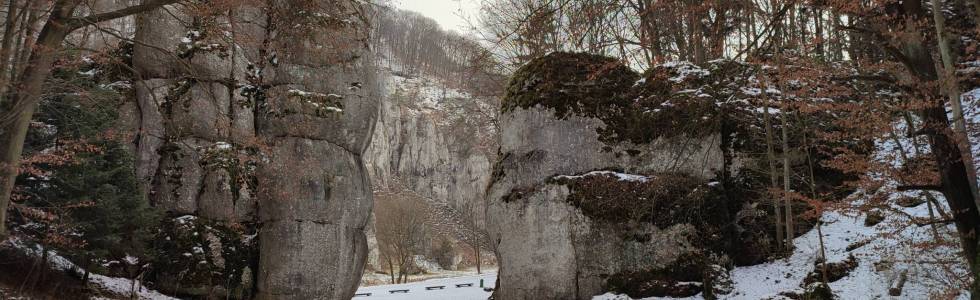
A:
[[125, 2, 379, 299], [486, 53, 733, 300], [485, 53, 851, 299], [363, 68, 497, 268]]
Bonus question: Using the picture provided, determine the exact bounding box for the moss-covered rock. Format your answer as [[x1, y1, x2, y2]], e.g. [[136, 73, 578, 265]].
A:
[[803, 255, 858, 286], [864, 210, 885, 227], [489, 53, 874, 299], [550, 171, 730, 250], [501, 52, 638, 118], [802, 282, 835, 300], [199, 142, 260, 207], [605, 255, 733, 299], [147, 215, 257, 299]]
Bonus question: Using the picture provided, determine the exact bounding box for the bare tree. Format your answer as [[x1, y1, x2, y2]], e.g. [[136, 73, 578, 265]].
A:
[[374, 181, 429, 284], [428, 200, 491, 274], [0, 0, 183, 239]]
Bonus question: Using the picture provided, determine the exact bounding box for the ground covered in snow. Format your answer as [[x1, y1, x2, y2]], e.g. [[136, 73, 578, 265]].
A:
[[355, 272, 497, 300], [358, 196, 967, 300], [595, 199, 968, 300], [0, 238, 177, 300]]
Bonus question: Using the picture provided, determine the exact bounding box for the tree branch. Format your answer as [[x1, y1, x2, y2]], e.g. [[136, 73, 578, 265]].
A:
[[914, 217, 954, 227], [66, 0, 182, 30]]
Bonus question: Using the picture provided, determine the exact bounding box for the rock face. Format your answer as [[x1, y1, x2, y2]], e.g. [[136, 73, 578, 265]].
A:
[[363, 71, 497, 268], [365, 72, 496, 216], [130, 2, 378, 299], [487, 53, 770, 300]]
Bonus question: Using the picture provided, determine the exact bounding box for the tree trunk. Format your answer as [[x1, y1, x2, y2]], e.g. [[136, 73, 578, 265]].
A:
[[974, 0, 980, 30], [0, 0, 21, 99], [0, 0, 77, 239], [762, 79, 783, 250], [931, 0, 980, 205], [781, 105, 794, 249], [892, 0, 980, 295], [475, 245, 482, 274], [385, 256, 396, 284], [814, 8, 824, 58], [13, 0, 39, 80], [0, 0, 179, 238]]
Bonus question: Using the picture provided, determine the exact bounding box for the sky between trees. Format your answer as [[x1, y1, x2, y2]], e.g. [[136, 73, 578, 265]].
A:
[[394, 0, 481, 33]]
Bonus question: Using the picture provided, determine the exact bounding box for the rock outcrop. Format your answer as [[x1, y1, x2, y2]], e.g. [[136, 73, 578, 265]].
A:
[[129, 2, 378, 299], [484, 53, 855, 299], [486, 53, 736, 300]]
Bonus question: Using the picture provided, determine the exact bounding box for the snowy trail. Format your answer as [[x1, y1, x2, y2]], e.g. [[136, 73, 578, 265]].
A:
[[355, 272, 496, 300]]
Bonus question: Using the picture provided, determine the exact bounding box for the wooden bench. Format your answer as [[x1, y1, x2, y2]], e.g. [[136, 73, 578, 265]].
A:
[[425, 286, 445, 290], [455, 283, 473, 287], [353, 292, 372, 297], [483, 287, 494, 292], [389, 289, 409, 294]]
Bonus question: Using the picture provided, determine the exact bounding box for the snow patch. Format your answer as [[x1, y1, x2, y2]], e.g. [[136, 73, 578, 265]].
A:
[[553, 171, 651, 183]]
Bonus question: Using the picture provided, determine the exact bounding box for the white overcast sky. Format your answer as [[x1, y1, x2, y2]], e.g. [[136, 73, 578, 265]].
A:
[[393, 0, 481, 33]]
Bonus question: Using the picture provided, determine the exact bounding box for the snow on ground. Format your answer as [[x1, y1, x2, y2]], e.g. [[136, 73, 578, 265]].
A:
[[0, 237, 177, 300], [553, 171, 652, 182], [355, 272, 496, 300], [382, 63, 470, 114], [594, 192, 968, 300], [962, 87, 980, 177], [594, 91, 976, 299]]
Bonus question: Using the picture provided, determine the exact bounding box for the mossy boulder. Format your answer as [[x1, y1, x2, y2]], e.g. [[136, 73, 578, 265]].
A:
[[864, 210, 885, 227], [501, 52, 638, 119], [802, 282, 835, 300], [803, 255, 858, 286], [147, 215, 257, 299], [550, 171, 732, 251]]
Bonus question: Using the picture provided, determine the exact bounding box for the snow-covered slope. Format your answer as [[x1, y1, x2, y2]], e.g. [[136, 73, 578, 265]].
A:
[[595, 198, 966, 300], [592, 86, 980, 300], [0, 238, 178, 300]]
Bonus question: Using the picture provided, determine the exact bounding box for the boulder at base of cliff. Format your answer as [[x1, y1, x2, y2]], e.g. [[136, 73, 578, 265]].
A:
[[147, 215, 257, 299]]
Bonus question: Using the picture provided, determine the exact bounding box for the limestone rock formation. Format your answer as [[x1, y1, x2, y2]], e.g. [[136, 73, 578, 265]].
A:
[[129, 2, 379, 299], [363, 70, 497, 269], [485, 53, 841, 299], [365, 72, 495, 217]]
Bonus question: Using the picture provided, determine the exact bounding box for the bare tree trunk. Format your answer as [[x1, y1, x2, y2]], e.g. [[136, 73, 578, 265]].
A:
[[931, 0, 980, 205], [781, 105, 794, 249], [763, 81, 783, 251], [890, 1, 980, 294], [974, 0, 980, 30], [0, 0, 77, 239], [831, 11, 843, 60], [475, 245, 482, 274], [12, 0, 38, 80], [0, 0, 21, 99], [385, 256, 396, 284], [7, 0, 26, 83], [801, 113, 828, 282], [814, 8, 824, 58]]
